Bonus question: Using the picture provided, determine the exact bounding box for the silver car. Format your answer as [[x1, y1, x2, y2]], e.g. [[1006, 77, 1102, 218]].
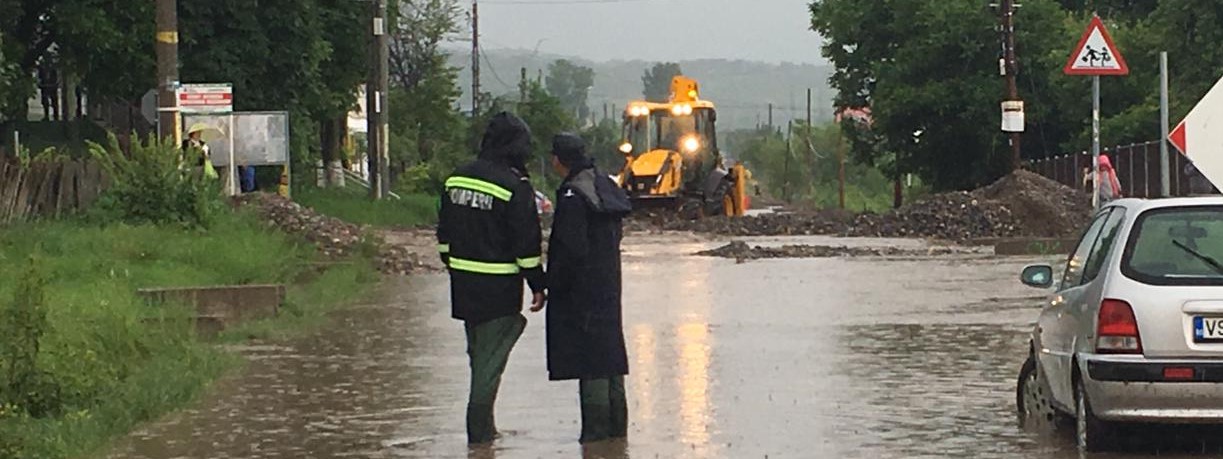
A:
[[1016, 197, 1223, 451]]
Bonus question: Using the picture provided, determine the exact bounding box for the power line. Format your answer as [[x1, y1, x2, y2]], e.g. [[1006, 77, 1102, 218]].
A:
[[477, 44, 513, 90]]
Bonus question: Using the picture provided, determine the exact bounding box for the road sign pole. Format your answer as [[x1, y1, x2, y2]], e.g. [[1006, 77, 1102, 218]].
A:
[[1093, 75, 1101, 210], [1160, 51, 1171, 197]]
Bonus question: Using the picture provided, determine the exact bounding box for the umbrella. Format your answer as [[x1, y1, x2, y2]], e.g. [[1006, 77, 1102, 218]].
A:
[[186, 123, 225, 142]]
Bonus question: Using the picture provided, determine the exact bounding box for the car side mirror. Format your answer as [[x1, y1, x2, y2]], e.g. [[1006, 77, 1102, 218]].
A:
[[1021, 264, 1055, 289]]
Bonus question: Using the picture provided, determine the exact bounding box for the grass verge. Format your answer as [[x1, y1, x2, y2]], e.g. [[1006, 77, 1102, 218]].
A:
[[0, 209, 377, 459], [294, 184, 437, 227]]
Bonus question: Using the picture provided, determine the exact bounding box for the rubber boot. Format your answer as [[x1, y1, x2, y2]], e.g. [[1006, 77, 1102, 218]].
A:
[[580, 379, 612, 443], [466, 404, 496, 444], [609, 376, 628, 438]]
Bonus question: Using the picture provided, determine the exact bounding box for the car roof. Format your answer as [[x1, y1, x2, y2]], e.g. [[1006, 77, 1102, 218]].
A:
[[1109, 197, 1223, 213]]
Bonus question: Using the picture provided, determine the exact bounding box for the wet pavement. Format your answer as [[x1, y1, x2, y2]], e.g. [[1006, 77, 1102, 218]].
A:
[[106, 233, 1223, 458]]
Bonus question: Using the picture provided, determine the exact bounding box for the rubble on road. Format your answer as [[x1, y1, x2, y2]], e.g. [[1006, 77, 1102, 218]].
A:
[[696, 241, 975, 261], [635, 170, 1091, 242], [235, 193, 422, 275]]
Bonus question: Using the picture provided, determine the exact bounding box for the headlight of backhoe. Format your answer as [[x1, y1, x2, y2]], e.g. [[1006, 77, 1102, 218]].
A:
[[682, 136, 700, 153], [619, 142, 633, 154]]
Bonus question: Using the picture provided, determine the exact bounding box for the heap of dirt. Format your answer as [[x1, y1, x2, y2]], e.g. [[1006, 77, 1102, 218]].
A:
[[627, 209, 854, 236], [695, 241, 973, 261], [848, 192, 1021, 241], [236, 193, 421, 275], [634, 170, 1091, 242], [973, 170, 1092, 237]]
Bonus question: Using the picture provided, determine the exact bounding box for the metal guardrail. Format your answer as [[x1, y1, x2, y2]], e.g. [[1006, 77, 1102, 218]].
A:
[[1025, 140, 1194, 198]]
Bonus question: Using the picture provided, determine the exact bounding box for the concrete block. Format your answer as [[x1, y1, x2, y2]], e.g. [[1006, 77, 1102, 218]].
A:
[[138, 284, 286, 333]]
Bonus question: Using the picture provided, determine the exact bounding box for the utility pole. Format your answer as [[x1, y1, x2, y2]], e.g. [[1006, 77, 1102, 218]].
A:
[[367, 0, 390, 199], [999, 0, 1023, 170], [155, 0, 179, 143], [1160, 51, 1171, 197], [519, 67, 528, 107], [471, 1, 480, 116], [806, 88, 812, 128], [768, 103, 774, 130], [784, 121, 793, 203]]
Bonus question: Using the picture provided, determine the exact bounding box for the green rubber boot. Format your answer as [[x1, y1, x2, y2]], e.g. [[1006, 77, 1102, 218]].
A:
[[580, 379, 612, 443]]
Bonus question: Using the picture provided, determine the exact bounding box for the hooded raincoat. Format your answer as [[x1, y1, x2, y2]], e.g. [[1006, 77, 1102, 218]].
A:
[[1096, 155, 1123, 203], [437, 112, 545, 324], [546, 159, 633, 381]]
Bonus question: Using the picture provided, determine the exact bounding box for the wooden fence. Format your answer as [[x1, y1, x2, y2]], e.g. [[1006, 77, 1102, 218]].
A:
[[0, 157, 108, 224]]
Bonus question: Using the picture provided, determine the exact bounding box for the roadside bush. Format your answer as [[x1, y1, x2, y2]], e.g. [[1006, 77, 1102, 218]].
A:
[[88, 133, 223, 227], [0, 257, 59, 419]]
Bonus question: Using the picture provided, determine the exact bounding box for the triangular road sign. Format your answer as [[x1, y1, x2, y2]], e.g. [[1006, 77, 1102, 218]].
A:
[[1170, 75, 1223, 189], [1169, 120, 1187, 155], [1064, 15, 1129, 76]]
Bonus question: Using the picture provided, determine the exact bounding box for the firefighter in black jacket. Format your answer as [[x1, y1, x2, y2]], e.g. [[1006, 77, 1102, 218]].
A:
[[437, 112, 546, 445]]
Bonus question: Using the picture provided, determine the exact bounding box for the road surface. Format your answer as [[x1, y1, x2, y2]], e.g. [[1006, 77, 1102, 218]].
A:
[[106, 233, 1223, 458]]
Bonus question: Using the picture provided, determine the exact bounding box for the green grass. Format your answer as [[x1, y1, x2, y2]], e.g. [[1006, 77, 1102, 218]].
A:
[[294, 184, 437, 228], [0, 210, 377, 459]]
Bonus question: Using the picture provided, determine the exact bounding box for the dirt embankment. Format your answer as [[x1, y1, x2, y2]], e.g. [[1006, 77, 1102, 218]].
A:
[[637, 171, 1091, 242], [236, 193, 424, 275], [695, 241, 981, 261]]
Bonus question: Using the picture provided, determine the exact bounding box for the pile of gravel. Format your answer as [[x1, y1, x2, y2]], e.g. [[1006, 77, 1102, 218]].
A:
[[235, 193, 421, 275]]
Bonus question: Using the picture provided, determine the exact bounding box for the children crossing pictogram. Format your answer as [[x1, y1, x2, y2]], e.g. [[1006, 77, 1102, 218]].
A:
[[1064, 15, 1129, 76]]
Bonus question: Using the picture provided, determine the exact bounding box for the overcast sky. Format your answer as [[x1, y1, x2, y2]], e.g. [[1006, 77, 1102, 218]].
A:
[[474, 0, 825, 64]]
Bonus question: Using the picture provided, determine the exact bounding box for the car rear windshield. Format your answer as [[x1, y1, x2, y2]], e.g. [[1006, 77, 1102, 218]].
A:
[[1123, 206, 1223, 286]]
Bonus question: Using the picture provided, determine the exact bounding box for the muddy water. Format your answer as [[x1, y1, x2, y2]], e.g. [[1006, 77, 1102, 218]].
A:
[[107, 234, 1221, 458]]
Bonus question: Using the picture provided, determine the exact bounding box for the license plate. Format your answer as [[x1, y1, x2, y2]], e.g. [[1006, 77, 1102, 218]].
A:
[[1193, 317, 1223, 342]]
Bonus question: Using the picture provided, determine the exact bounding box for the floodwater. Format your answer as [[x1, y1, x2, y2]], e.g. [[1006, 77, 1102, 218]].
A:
[[106, 233, 1223, 459]]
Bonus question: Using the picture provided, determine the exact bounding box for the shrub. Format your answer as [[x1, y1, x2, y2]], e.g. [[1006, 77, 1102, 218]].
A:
[[0, 257, 60, 419], [87, 133, 223, 227]]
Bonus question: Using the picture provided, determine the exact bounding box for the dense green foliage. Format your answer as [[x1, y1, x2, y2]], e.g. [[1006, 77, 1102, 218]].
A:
[[88, 133, 223, 227], [728, 124, 903, 212], [642, 62, 683, 103], [810, 0, 1223, 192], [546, 59, 596, 122]]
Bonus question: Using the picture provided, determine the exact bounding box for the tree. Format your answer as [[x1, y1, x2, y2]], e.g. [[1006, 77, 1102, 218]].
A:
[[387, 0, 466, 192], [642, 62, 682, 102], [811, 0, 1071, 191], [545, 59, 595, 122], [581, 118, 623, 173], [0, 35, 21, 128]]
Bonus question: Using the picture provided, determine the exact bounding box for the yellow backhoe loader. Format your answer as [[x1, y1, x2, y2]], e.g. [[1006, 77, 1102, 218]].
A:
[[616, 76, 750, 217]]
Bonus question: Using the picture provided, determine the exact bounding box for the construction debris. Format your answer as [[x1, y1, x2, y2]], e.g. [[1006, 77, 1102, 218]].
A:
[[638, 170, 1091, 242], [235, 193, 422, 275], [695, 241, 977, 261]]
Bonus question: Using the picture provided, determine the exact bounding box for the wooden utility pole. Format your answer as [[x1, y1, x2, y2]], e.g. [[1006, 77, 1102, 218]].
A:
[[471, 1, 481, 116], [155, 0, 179, 143], [367, 0, 390, 199], [1000, 0, 1023, 170], [767, 103, 774, 130], [783, 121, 793, 203], [836, 127, 846, 210]]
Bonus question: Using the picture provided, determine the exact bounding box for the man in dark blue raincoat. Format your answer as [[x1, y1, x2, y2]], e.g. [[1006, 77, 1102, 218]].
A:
[[544, 133, 632, 443]]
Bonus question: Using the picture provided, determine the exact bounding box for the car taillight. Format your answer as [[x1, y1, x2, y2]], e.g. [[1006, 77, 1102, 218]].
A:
[[1097, 299, 1142, 354]]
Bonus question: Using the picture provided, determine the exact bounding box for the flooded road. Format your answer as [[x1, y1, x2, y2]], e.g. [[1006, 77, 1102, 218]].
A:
[[107, 233, 1222, 458]]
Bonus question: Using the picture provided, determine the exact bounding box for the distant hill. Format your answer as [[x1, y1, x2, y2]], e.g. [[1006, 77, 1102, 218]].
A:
[[445, 48, 835, 131]]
